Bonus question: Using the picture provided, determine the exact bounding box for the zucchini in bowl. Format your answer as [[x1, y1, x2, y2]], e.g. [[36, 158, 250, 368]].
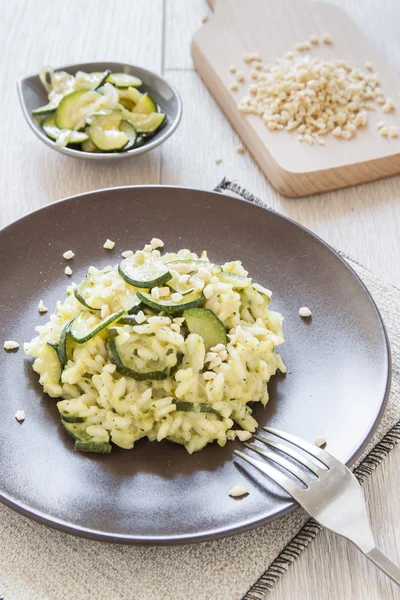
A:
[[32, 66, 166, 153]]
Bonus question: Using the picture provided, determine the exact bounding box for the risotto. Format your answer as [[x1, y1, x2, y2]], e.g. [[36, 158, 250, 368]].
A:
[[24, 241, 285, 454]]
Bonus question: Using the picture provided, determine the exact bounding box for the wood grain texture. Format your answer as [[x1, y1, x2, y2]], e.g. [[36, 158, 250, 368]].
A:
[[1, 0, 163, 230], [192, 0, 400, 196], [1, 0, 399, 598]]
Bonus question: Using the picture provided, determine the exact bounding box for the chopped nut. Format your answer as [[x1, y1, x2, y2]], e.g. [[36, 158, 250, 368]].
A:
[[121, 250, 133, 258], [64, 266, 73, 276], [390, 126, 399, 138], [382, 103, 394, 113], [310, 34, 319, 45], [380, 126, 389, 137], [135, 311, 146, 324], [215, 157, 223, 164], [236, 144, 245, 154], [229, 82, 239, 92], [376, 121, 385, 129], [151, 287, 160, 301], [250, 69, 259, 80], [63, 250, 75, 260], [236, 430, 252, 441], [103, 239, 115, 250], [314, 437, 327, 447], [4, 340, 19, 350], [229, 65, 237, 73], [38, 299, 48, 313], [243, 53, 253, 63], [150, 237, 164, 249], [284, 51, 296, 60], [322, 32, 333, 44], [296, 41, 311, 51], [299, 306, 312, 317], [365, 61, 373, 71], [201, 15, 208, 23], [15, 410, 26, 422], [229, 485, 249, 497], [236, 71, 245, 83]]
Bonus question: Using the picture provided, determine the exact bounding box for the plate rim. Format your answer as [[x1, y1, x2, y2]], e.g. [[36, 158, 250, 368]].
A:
[[0, 185, 391, 544]]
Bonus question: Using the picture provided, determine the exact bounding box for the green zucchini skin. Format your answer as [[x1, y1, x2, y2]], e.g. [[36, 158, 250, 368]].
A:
[[75, 440, 112, 453], [57, 321, 74, 367], [137, 290, 204, 313], [70, 309, 125, 344], [174, 400, 219, 414], [106, 337, 169, 381], [118, 259, 171, 288], [183, 308, 227, 351]]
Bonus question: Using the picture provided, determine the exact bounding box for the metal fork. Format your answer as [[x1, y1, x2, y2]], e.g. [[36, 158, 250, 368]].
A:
[[234, 427, 400, 586]]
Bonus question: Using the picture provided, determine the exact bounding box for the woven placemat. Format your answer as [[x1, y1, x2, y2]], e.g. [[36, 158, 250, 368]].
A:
[[1, 182, 399, 600]]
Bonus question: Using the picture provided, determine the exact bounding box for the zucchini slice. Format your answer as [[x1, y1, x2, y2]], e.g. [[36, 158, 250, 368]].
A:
[[32, 97, 60, 115], [74, 69, 111, 91], [106, 335, 180, 381], [70, 309, 125, 343], [218, 272, 252, 289], [137, 290, 204, 313], [117, 86, 142, 104], [120, 109, 166, 133], [45, 341, 62, 382], [61, 420, 112, 453], [42, 114, 89, 143], [119, 120, 137, 151], [183, 308, 227, 350], [174, 400, 220, 414], [57, 400, 84, 423], [81, 138, 99, 152], [106, 73, 143, 88], [132, 93, 157, 114], [58, 321, 75, 367], [118, 258, 171, 288], [55, 89, 101, 130], [89, 110, 128, 151]]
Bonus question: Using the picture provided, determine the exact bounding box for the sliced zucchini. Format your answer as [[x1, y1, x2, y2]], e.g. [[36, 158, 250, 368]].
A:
[[183, 308, 227, 350], [55, 89, 101, 130], [174, 400, 219, 414], [75, 440, 112, 453], [42, 114, 89, 143], [120, 109, 166, 133], [70, 309, 125, 343], [58, 321, 74, 367], [117, 86, 142, 104], [81, 138, 99, 152], [45, 341, 62, 382], [137, 290, 204, 313], [119, 120, 137, 151], [32, 97, 60, 115], [218, 272, 252, 289], [57, 400, 84, 423], [106, 335, 179, 381], [90, 110, 128, 151], [61, 420, 112, 453], [118, 258, 171, 288], [134, 134, 146, 147], [132, 93, 157, 114], [123, 293, 142, 314], [106, 73, 143, 88], [74, 69, 111, 91]]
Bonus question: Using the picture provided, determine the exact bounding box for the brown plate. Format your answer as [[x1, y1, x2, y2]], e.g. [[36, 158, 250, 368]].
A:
[[0, 186, 390, 544]]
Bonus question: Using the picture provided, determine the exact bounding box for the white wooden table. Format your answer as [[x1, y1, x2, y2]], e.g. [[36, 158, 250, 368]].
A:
[[2, 1, 400, 598]]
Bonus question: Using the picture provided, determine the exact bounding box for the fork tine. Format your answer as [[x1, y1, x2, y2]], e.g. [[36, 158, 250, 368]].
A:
[[263, 427, 337, 468], [234, 450, 302, 498], [244, 443, 315, 486], [254, 435, 328, 473]]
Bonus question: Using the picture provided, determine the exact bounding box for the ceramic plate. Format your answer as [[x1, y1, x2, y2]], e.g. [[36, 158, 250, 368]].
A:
[[0, 186, 390, 543]]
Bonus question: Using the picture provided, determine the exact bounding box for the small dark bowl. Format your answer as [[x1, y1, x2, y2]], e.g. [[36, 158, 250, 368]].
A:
[[17, 61, 182, 160]]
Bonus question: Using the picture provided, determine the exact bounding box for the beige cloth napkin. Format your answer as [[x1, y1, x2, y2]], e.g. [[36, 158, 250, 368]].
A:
[[1, 194, 399, 600]]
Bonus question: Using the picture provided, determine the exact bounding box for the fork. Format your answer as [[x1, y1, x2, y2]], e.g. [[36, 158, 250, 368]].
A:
[[234, 427, 400, 586]]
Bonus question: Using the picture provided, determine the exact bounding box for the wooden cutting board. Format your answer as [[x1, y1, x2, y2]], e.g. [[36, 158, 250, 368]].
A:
[[191, 0, 400, 197]]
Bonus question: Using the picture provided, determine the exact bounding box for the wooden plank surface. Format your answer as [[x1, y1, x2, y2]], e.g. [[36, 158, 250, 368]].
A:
[[192, 0, 400, 195], [1, 0, 400, 599]]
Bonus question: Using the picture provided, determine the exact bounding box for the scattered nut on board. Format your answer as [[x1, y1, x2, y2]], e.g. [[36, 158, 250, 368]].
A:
[[4, 340, 19, 350], [299, 306, 312, 317], [15, 410, 26, 422], [64, 266, 73, 276], [236, 144, 245, 154], [201, 15, 208, 23], [215, 158, 223, 164], [314, 437, 327, 447], [103, 239, 115, 250]]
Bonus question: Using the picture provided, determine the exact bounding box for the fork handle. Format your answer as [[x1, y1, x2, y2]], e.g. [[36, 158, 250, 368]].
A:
[[364, 547, 400, 586]]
